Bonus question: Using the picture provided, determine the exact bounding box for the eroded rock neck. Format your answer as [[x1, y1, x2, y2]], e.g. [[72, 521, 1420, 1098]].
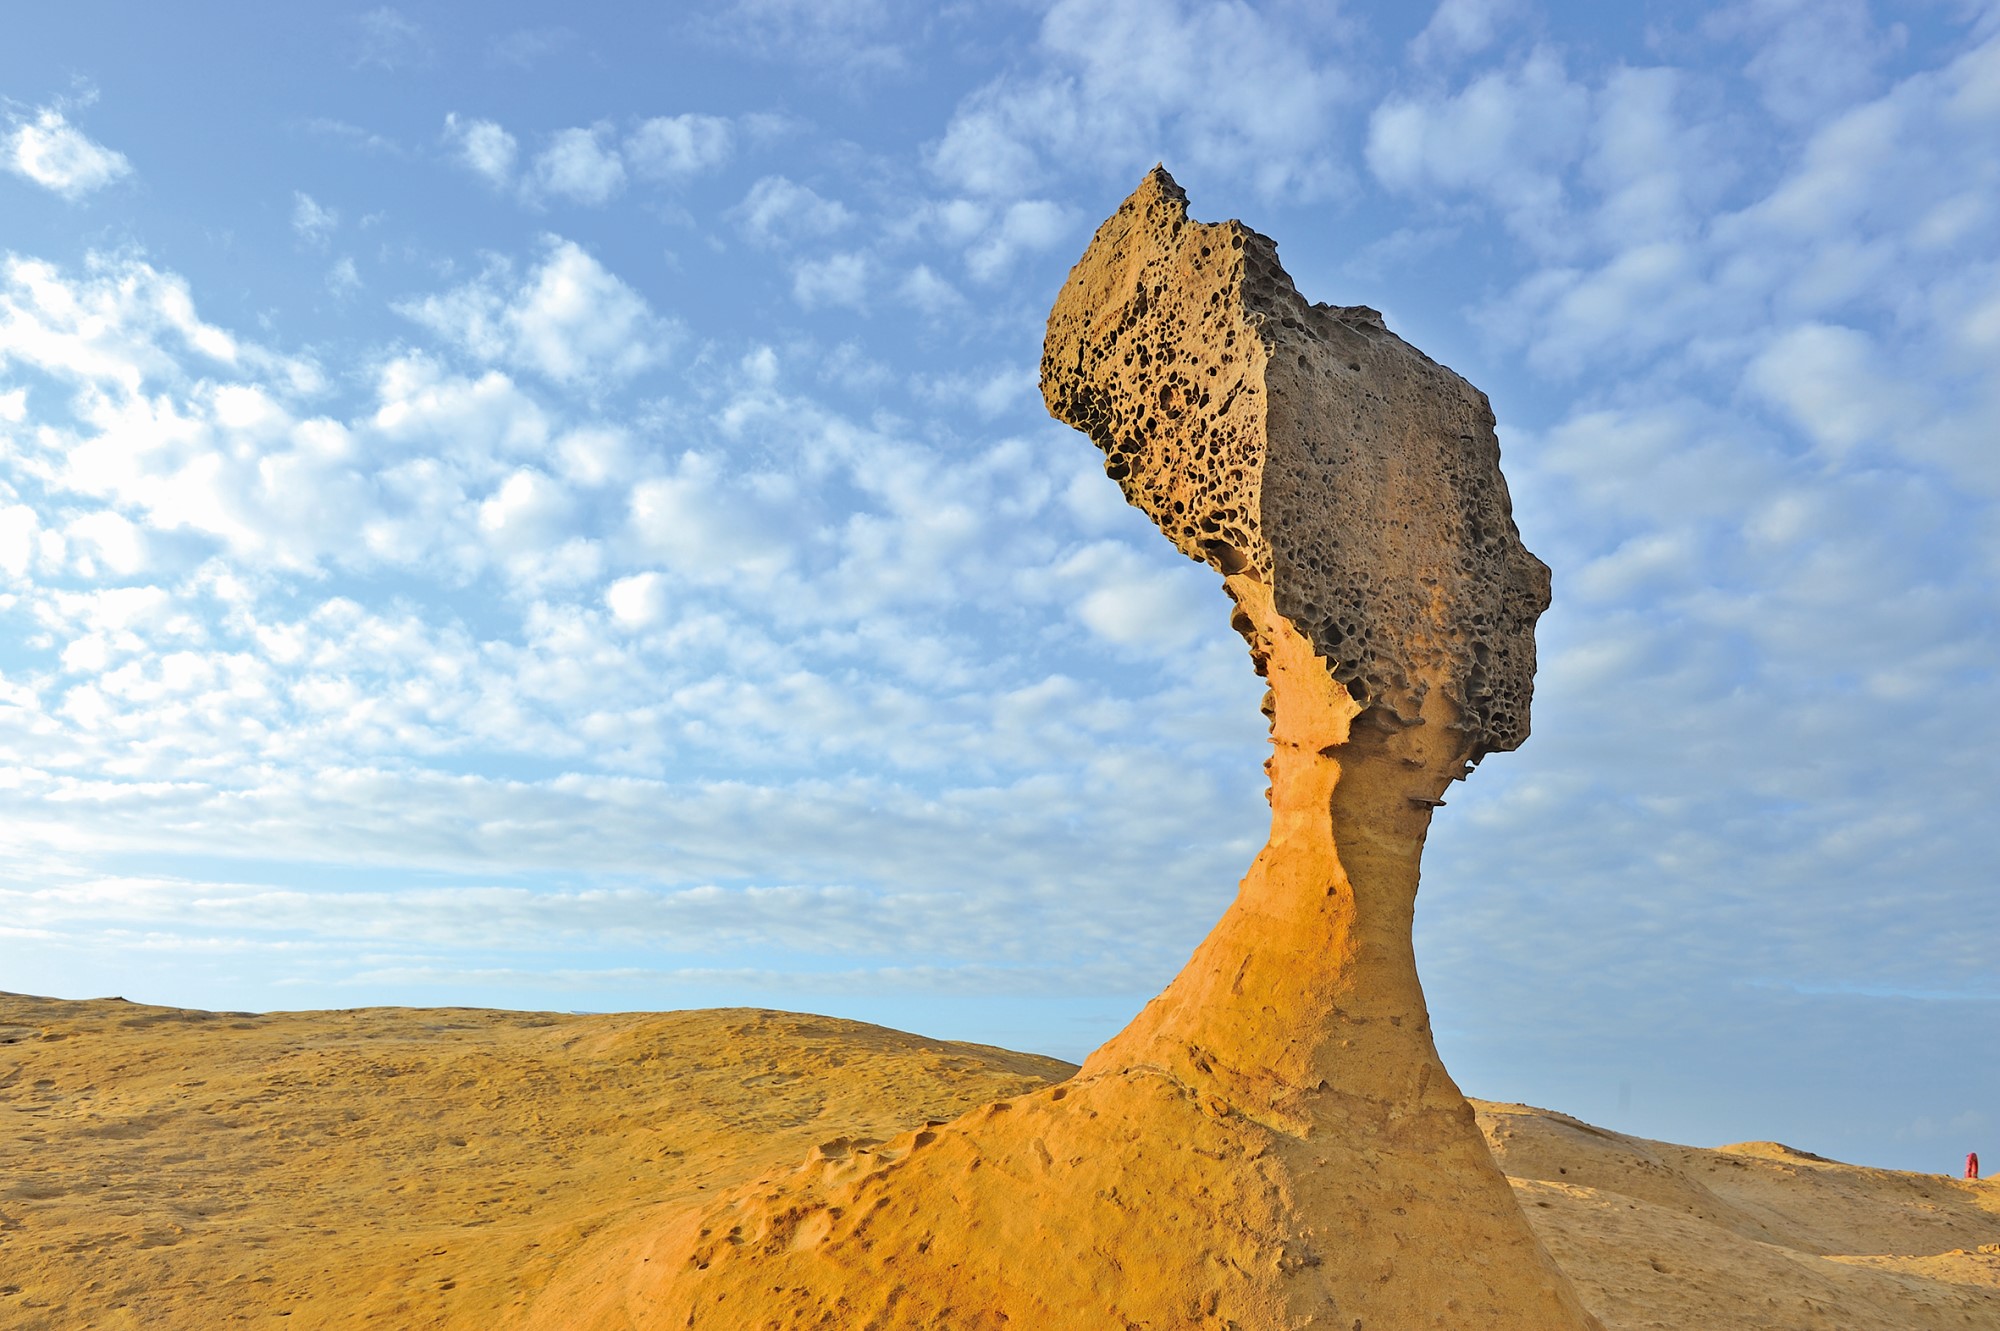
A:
[[633, 169, 1600, 1331], [1084, 571, 1471, 1133]]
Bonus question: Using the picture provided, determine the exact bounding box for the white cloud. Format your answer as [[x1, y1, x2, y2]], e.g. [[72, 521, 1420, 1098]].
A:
[[64, 510, 149, 578], [1582, 66, 1721, 248], [813, 342, 891, 394], [530, 125, 627, 206], [396, 237, 672, 385], [291, 192, 339, 248], [1049, 540, 1214, 652], [1569, 530, 1695, 604], [1364, 51, 1729, 276], [964, 199, 1072, 282], [304, 117, 405, 158], [733, 175, 853, 246], [49, 383, 370, 573], [927, 99, 1046, 199], [477, 467, 574, 555], [1366, 46, 1589, 245], [4, 108, 132, 200], [327, 256, 362, 296], [1745, 323, 1911, 457], [626, 114, 734, 182], [896, 264, 964, 317], [0, 0, 1992, 1175], [0, 252, 263, 389], [1706, 0, 1906, 124], [369, 354, 551, 460], [696, 0, 908, 76], [554, 426, 633, 488], [918, 364, 1036, 419], [488, 26, 577, 70], [443, 113, 518, 187], [605, 570, 670, 627], [0, 497, 48, 575], [0, 249, 638, 586], [355, 6, 431, 70], [1740, 317, 1998, 492], [931, 0, 1350, 201], [628, 452, 796, 586], [1410, 0, 1526, 65], [791, 252, 870, 310], [1490, 241, 1708, 375], [1451, 26, 2000, 488], [0, 506, 57, 579]]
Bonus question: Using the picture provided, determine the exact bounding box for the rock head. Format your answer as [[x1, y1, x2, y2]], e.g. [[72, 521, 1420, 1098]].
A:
[[622, 170, 1597, 1330], [1043, 166, 1549, 760]]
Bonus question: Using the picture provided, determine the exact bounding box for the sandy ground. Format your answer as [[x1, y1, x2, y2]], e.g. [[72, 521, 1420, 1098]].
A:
[[1482, 1104, 2000, 1329], [2, 992, 1995, 1329]]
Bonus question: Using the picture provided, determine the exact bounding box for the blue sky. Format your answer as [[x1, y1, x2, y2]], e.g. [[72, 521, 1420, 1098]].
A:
[[1, 0, 1994, 1173]]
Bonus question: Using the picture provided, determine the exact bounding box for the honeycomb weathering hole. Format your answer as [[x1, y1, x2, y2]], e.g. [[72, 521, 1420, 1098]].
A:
[[1042, 166, 1551, 761]]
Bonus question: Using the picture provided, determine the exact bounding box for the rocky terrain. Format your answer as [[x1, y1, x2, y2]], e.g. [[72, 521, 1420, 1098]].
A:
[[615, 161, 1587, 1331], [8, 172, 1991, 1329], [3, 993, 1996, 1329]]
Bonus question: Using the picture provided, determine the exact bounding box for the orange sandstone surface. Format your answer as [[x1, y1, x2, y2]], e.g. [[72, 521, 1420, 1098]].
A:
[[4, 994, 1999, 1330], [0, 999, 1069, 1330], [610, 167, 1592, 1328]]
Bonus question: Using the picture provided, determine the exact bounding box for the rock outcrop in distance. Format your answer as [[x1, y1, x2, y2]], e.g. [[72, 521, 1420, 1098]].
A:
[[632, 168, 1597, 1328]]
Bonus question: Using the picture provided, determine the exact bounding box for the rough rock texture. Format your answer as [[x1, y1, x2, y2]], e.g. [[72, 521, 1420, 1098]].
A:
[[1480, 1104, 2000, 1330], [1042, 166, 1550, 756], [8, 992, 2000, 1331], [0, 997, 1070, 1331], [613, 168, 1591, 1328]]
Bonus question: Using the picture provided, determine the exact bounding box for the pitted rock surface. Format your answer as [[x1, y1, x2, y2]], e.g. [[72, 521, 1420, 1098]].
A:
[[608, 169, 1597, 1331], [1042, 166, 1550, 759]]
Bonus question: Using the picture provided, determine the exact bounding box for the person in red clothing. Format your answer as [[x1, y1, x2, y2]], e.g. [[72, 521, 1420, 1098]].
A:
[[1969, 1152, 1981, 1180]]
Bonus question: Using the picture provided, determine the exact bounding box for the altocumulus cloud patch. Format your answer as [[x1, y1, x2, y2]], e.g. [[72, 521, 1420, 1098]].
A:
[[0, 0, 1994, 1172]]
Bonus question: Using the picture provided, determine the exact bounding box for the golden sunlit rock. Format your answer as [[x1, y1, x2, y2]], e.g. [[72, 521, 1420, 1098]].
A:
[[624, 167, 1586, 1328], [6, 994, 1999, 1329]]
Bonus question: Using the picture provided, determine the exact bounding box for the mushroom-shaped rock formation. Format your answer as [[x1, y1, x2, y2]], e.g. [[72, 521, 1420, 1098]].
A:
[[613, 169, 1597, 1330]]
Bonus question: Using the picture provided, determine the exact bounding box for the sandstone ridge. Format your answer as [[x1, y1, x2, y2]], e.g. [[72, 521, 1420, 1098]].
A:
[[610, 169, 1595, 1328], [7, 994, 2000, 1330]]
